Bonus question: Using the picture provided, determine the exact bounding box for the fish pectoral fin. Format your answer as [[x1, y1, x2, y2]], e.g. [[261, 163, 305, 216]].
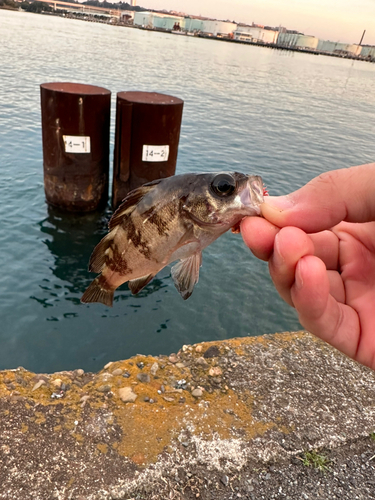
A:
[[128, 273, 155, 295], [171, 252, 202, 300]]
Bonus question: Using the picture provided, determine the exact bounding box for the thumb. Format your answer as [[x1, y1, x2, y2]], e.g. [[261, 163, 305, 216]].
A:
[[261, 163, 375, 233]]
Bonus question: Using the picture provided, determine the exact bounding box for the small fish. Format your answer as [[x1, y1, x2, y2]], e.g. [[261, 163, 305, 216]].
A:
[[81, 172, 265, 306]]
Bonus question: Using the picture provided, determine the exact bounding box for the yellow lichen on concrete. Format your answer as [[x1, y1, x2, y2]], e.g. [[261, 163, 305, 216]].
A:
[[0, 332, 310, 467], [71, 433, 84, 443], [97, 443, 108, 454], [112, 386, 277, 464], [33, 411, 46, 425], [220, 331, 308, 357]]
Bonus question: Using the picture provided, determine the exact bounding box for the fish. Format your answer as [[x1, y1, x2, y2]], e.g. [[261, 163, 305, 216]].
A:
[[81, 172, 265, 306]]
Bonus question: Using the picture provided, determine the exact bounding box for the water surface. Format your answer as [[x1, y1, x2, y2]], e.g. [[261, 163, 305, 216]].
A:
[[1, 10, 374, 372]]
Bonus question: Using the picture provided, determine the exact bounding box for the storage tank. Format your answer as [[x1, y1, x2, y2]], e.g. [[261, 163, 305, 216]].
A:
[[201, 20, 236, 36], [182, 17, 204, 32], [134, 11, 154, 27], [318, 40, 361, 55], [317, 40, 337, 52], [295, 35, 318, 49], [277, 32, 318, 49], [277, 32, 298, 47], [361, 45, 375, 58], [153, 13, 184, 30], [234, 26, 278, 44], [341, 44, 361, 55]]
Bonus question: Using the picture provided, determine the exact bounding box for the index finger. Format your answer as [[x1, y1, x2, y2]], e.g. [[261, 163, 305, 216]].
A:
[[262, 163, 375, 233]]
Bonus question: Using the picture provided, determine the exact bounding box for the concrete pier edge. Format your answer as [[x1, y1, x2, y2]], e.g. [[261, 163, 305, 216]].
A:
[[1, 330, 375, 499]]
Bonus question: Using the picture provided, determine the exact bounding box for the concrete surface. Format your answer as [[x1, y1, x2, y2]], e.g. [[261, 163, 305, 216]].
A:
[[1, 331, 375, 499]]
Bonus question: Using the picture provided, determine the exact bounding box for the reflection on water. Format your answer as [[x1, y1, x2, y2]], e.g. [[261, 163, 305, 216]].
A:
[[38, 205, 109, 292], [35, 205, 172, 308]]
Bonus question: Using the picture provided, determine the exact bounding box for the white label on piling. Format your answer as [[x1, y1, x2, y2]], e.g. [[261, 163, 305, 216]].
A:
[[63, 135, 91, 154], [142, 145, 169, 162]]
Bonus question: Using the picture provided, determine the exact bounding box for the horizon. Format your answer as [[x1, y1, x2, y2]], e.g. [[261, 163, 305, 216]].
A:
[[122, 0, 375, 46]]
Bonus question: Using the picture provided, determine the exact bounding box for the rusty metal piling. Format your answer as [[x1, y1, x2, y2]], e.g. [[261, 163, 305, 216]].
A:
[[40, 82, 111, 212], [112, 91, 184, 209]]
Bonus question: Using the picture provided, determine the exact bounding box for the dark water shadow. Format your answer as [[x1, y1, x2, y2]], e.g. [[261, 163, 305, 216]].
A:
[[37, 205, 110, 295]]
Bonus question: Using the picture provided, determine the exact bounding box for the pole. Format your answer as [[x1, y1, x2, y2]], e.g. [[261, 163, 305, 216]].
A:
[[359, 29, 366, 46]]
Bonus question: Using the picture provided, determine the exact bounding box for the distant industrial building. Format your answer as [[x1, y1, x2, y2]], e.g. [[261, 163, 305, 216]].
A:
[[133, 11, 236, 36], [182, 16, 205, 32], [120, 10, 134, 22], [134, 11, 184, 31], [277, 32, 319, 50], [196, 19, 237, 37], [317, 40, 362, 56], [233, 25, 278, 44], [132, 10, 372, 62], [360, 45, 375, 59]]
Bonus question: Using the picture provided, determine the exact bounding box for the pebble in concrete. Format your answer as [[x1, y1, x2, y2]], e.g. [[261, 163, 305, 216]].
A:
[[204, 346, 220, 358], [220, 475, 229, 486], [191, 388, 203, 398], [209, 367, 223, 377], [112, 369, 123, 376], [150, 362, 159, 376], [118, 387, 137, 403], [137, 373, 150, 384], [196, 357, 209, 369], [168, 354, 179, 363], [31, 380, 46, 392], [97, 385, 111, 393]]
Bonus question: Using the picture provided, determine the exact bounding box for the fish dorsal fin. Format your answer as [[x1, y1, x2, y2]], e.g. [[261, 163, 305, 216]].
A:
[[109, 180, 162, 230], [128, 273, 155, 295], [171, 252, 202, 300]]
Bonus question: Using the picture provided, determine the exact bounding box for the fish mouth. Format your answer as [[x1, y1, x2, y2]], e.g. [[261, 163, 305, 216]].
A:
[[239, 178, 264, 214]]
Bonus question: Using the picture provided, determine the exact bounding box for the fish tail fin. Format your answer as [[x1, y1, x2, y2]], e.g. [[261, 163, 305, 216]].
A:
[[81, 276, 115, 307]]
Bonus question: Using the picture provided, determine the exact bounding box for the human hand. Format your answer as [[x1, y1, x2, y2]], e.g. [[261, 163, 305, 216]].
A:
[[241, 163, 375, 369]]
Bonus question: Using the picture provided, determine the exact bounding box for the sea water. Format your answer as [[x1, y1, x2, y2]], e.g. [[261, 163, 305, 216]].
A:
[[1, 10, 374, 372]]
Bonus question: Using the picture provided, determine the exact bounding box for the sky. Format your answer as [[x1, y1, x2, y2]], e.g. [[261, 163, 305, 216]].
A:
[[135, 0, 375, 45]]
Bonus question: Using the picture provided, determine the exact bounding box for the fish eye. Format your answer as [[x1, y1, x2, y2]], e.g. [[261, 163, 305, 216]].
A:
[[210, 174, 236, 197]]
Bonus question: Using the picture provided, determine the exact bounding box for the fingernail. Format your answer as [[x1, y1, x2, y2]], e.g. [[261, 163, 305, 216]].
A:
[[264, 195, 294, 211], [294, 261, 304, 290], [272, 232, 285, 267]]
